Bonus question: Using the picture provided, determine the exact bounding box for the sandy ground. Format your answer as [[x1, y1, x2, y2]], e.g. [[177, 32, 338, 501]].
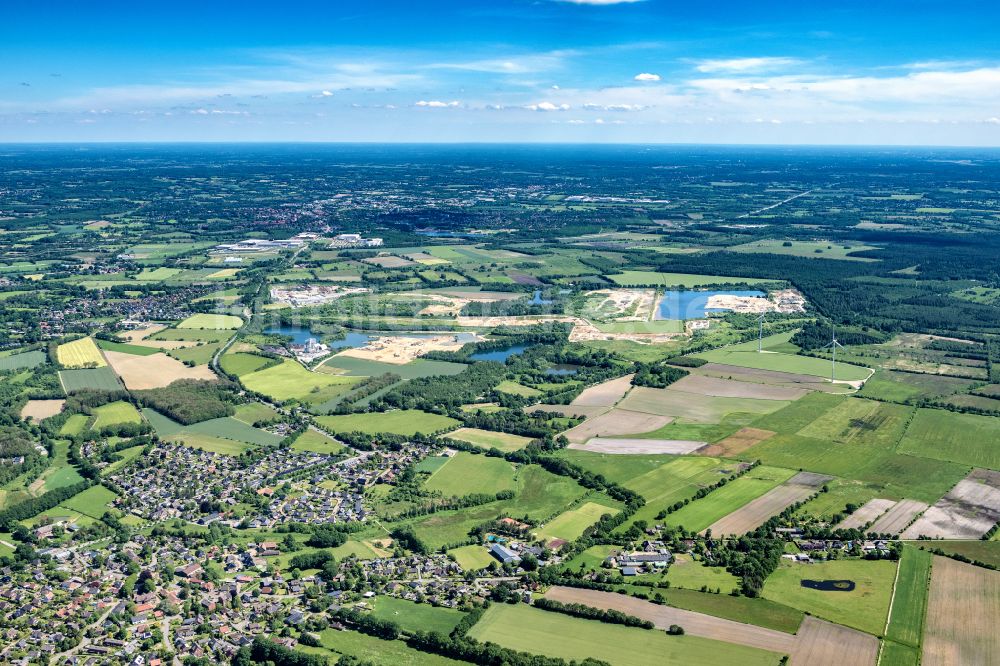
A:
[[20, 399, 65, 421], [835, 498, 897, 530], [670, 374, 809, 401], [570, 374, 635, 407], [571, 437, 706, 454], [922, 556, 1000, 666], [561, 408, 671, 445], [698, 427, 775, 457], [706, 294, 774, 313], [584, 288, 656, 321], [569, 318, 682, 343], [335, 334, 475, 364], [705, 473, 832, 536], [901, 469, 1000, 539], [867, 499, 929, 535], [104, 351, 217, 390], [544, 586, 875, 665], [457, 315, 581, 328]]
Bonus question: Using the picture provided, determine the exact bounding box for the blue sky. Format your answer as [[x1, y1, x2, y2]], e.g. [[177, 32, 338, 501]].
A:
[[2, 0, 999, 144]]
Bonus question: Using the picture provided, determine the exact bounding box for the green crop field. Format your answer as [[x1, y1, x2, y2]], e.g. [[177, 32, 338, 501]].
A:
[[904, 541, 1000, 568], [176, 313, 243, 329], [727, 239, 878, 261], [167, 341, 224, 365], [448, 544, 495, 571], [95, 339, 162, 356], [447, 427, 533, 452], [762, 559, 896, 635], [220, 352, 276, 376], [320, 356, 467, 379], [59, 367, 123, 392], [657, 587, 804, 634], [794, 479, 880, 521], [90, 401, 142, 430], [495, 380, 541, 397], [0, 350, 46, 371], [182, 417, 282, 446], [303, 628, 466, 666], [59, 413, 90, 436], [692, 347, 871, 381], [240, 359, 361, 403], [291, 428, 345, 454], [232, 402, 279, 425], [467, 603, 782, 666], [151, 328, 233, 343], [858, 370, 976, 403], [171, 432, 254, 455], [316, 409, 459, 436], [885, 546, 932, 651], [897, 408, 1000, 469], [663, 465, 796, 532], [423, 452, 516, 496], [367, 596, 465, 635], [536, 501, 620, 542], [58, 484, 118, 519], [608, 270, 769, 288]]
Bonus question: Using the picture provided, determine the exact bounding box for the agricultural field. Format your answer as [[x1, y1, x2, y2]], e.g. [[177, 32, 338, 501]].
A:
[[290, 428, 344, 454], [56, 337, 106, 368], [422, 452, 516, 496], [467, 603, 783, 666], [316, 409, 459, 436], [448, 544, 495, 571], [104, 350, 217, 389], [608, 271, 769, 288], [90, 401, 142, 430], [663, 465, 797, 533], [535, 500, 620, 543], [57, 484, 118, 519], [446, 427, 533, 452], [58, 367, 123, 392], [220, 351, 276, 376], [0, 349, 46, 370], [762, 559, 896, 635], [897, 408, 1000, 470], [692, 345, 871, 382], [883, 546, 933, 656], [366, 596, 466, 635], [240, 359, 361, 403], [665, 554, 740, 593], [922, 557, 1000, 665], [176, 313, 243, 329], [727, 239, 878, 261]]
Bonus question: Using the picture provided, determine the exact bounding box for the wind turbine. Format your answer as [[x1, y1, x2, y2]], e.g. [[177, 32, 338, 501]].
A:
[[823, 326, 844, 383], [757, 312, 766, 353]]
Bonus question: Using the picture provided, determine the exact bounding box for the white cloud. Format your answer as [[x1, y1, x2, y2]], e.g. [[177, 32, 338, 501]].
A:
[[584, 103, 646, 111], [525, 101, 570, 111], [694, 57, 800, 73], [634, 73, 660, 81], [986, 117, 1000, 124], [415, 100, 460, 108]]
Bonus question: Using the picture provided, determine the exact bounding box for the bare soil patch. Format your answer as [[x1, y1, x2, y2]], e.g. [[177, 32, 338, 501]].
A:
[[901, 469, 1000, 539], [571, 437, 706, 454], [560, 408, 671, 444], [706, 477, 830, 536], [104, 351, 217, 390], [362, 255, 414, 268], [922, 556, 1000, 665], [699, 427, 775, 457], [790, 615, 879, 666], [835, 498, 897, 530], [868, 499, 929, 535], [698, 363, 843, 392], [569, 374, 635, 407], [671, 374, 809, 401], [20, 399, 65, 421], [335, 334, 472, 364]]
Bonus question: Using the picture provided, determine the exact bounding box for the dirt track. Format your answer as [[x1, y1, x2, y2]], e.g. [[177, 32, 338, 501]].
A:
[[543, 586, 877, 665], [922, 556, 1000, 665]]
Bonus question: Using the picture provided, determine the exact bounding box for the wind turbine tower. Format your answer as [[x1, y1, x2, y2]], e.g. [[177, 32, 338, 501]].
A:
[[823, 326, 845, 383], [757, 312, 766, 353]]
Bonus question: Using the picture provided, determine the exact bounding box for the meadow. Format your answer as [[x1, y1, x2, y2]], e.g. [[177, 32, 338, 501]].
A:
[[367, 596, 466, 635], [467, 603, 782, 666], [727, 239, 878, 261], [316, 409, 459, 436], [290, 428, 344, 454], [897, 408, 1000, 470], [59, 367, 122, 392], [0, 350, 46, 370], [90, 401, 142, 430], [535, 500, 620, 542], [240, 359, 362, 403], [422, 452, 516, 496], [57, 484, 118, 519], [884, 546, 932, 652], [446, 427, 533, 452], [305, 628, 466, 666], [663, 465, 796, 533], [693, 346, 871, 382], [220, 351, 276, 376], [176, 313, 243, 329], [448, 544, 495, 571], [665, 554, 740, 593], [608, 271, 768, 288], [762, 559, 896, 635]]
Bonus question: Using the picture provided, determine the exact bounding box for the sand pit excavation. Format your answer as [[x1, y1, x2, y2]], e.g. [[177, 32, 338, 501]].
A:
[[334, 333, 477, 364]]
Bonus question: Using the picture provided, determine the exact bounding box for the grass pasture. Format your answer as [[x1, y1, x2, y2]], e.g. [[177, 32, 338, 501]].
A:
[[535, 501, 620, 543], [220, 352, 276, 376], [59, 414, 90, 436], [367, 596, 465, 636], [727, 239, 878, 261], [240, 359, 361, 404], [422, 452, 515, 496], [762, 559, 896, 635], [467, 603, 781, 666], [57, 484, 118, 519], [897, 408, 1000, 470], [665, 554, 740, 593], [885, 546, 932, 652], [95, 339, 162, 356], [90, 401, 142, 430], [0, 350, 46, 371], [56, 337, 106, 368], [291, 429, 345, 454], [446, 427, 533, 452], [316, 409, 459, 436], [693, 347, 871, 382], [448, 544, 495, 571]]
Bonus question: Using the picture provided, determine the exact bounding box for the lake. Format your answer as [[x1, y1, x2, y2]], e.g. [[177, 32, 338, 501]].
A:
[[655, 290, 766, 320], [470, 343, 530, 362], [265, 325, 375, 348], [530, 290, 553, 305]]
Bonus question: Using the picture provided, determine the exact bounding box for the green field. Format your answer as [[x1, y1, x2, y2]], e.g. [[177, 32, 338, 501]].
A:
[[316, 409, 459, 436], [885, 546, 932, 651], [659, 587, 804, 634], [232, 402, 279, 425], [367, 596, 465, 635], [170, 432, 254, 455], [183, 416, 282, 446], [320, 355, 467, 379], [151, 328, 233, 343], [609, 271, 768, 288], [665, 554, 740, 594], [304, 628, 466, 666], [58, 484, 118, 519], [59, 413, 90, 436], [423, 452, 516, 496], [145, 408, 280, 448], [495, 380, 541, 397], [95, 339, 162, 356], [241, 359, 361, 403], [59, 367, 123, 392], [90, 401, 142, 430], [220, 352, 276, 376], [291, 428, 345, 454], [448, 544, 495, 571], [692, 347, 871, 382], [663, 465, 796, 532], [167, 341, 224, 366], [536, 501, 620, 542], [467, 603, 782, 666], [904, 541, 1000, 567], [727, 239, 878, 261], [858, 370, 976, 403], [762, 559, 896, 635], [0, 350, 46, 371], [897, 408, 1000, 469], [177, 313, 243, 329], [446, 427, 533, 452]]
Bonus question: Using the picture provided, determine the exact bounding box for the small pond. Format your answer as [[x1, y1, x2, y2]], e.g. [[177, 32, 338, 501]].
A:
[[800, 579, 856, 592], [655, 290, 766, 320], [530, 290, 553, 305], [470, 343, 531, 362]]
